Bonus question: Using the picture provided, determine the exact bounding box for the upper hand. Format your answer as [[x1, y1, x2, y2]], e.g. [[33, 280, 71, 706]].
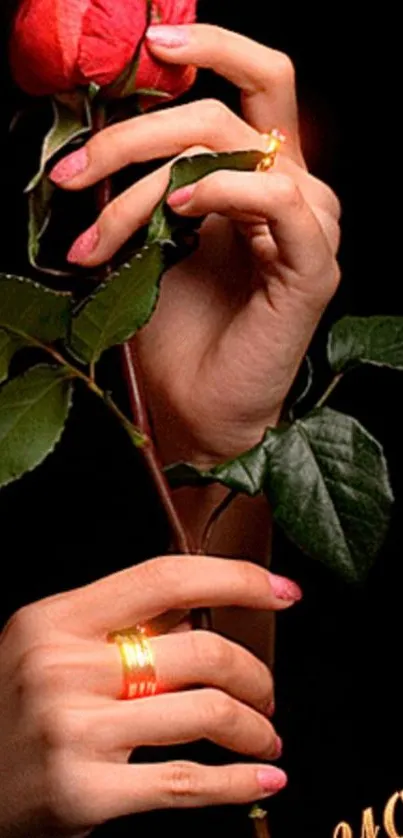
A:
[[50, 24, 341, 466]]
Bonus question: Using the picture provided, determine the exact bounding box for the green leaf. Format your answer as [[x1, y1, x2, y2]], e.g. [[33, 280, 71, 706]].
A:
[[0, 274, 71, 346], [0, 365, 73, 489], [165, 442, 269, 496], [135, 87, 171, 98], [0, 331, 22, 385], [27, 176, 56, 270], [69, 242, 163, 364], [26, 95, 92, 193], [167, 408, 394, 582], [70, 150, 266, 365], [328, 315, 403, 373], [262, 409, 393, 581], [148, 150, 265, 244]]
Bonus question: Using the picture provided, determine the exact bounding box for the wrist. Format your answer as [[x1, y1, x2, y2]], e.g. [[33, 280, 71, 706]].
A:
[[149, 397, 281, 471]]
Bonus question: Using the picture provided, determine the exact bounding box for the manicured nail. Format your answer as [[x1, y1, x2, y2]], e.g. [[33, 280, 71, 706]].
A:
[[50, 147, 89, 184], [273, 736, 283, 760], [269, 572, 303, 603], [167, 184, 196, 209], [257, 767, 287, 794], [67, 224, 99, 263], [146, 25, 190, 48]]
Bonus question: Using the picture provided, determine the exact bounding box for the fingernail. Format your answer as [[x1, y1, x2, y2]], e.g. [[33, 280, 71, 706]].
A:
[[167, 184, 196, 209], [67, 223, 99, 263], [267, 699, 276, 718], [269, 572, 303, 603], [50, 147, 89, 184], [272, 736, 283, 760], [146, 24, 190, 48], [257, 767, 288, 794]]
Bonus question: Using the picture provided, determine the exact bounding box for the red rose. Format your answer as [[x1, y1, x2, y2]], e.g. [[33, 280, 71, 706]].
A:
[[10, 0, 197, 100]]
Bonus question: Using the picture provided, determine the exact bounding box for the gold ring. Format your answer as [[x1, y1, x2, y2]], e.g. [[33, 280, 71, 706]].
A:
[[108, 626, 157, 700], [256, 129, 286, 172]]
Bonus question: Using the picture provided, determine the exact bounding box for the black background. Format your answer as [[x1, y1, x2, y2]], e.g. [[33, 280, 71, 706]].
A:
[[1, 4, 401, 836]]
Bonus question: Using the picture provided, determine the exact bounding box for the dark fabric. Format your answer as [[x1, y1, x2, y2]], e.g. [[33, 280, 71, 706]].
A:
[[1, 5, 401, 837]]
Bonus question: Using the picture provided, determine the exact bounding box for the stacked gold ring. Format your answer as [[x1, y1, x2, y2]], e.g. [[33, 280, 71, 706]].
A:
[[108, 626, 157, 700], [256, 128, 286, 172]]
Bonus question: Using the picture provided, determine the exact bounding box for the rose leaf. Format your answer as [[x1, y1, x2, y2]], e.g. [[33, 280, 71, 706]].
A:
[[0, 331, 23, 385], [0, 365, 73, 489], [25, 95, 92, 194], [328, 315, 403, 373], [0, 273, 71, 348], [147, 150, 265, 245], [262, 408, 393, 581], [166, 407, 393, 582], [69, 242, 163, 364], [27, 175, 56, 271]]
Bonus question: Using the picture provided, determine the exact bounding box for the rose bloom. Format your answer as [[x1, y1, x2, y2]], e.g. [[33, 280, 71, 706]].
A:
[[10, 0, 197, 100]]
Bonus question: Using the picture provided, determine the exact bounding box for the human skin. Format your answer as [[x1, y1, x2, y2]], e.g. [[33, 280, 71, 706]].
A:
[[0, 23, 340, 837], [0, 557, 300, 836], [51, 24, 341, 470]]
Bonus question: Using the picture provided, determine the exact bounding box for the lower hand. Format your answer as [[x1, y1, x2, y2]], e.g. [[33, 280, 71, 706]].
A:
[[0, 556, 301, 837]]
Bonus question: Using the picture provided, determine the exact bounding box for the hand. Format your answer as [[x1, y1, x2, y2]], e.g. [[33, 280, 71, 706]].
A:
[[50, 24, 341, 467], [0, 556, 301, 837]]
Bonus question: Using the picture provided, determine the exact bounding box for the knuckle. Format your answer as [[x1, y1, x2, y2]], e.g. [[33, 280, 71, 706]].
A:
[[16, 645, 56, 698], [271, 173, 302, 209], [138, 555, 183, 592], [203, 688, 239, 733], [162, 761, 203, 803], [321, 185, 342, 221], [3, 604, 42, 647], [36, 705, 86, 751], [200, 98, 234, 135], [271, 50, 296, 85], [309, 175, 342, 221], [327, 259, 342, 295], [193, 631, 234, 676], [201, 98, 230, 121]]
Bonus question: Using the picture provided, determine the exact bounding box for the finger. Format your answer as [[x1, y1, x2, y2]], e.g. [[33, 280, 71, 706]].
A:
[[26, 630, 274, 715], [152, 631, 274, 712], [44, 556, 302, 638], [67, 761, 287, 822], [146, 23, 302, 162], [91, 689, 281, 759], [66, 146, 212, 266], [102, 630, 273, 711], [49, 100, 264, 190], [167, 169, 336, 279], [66, 150, 340, 268]]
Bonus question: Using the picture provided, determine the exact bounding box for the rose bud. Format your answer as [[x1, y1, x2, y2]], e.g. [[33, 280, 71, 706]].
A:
[[9, 0, 197, 103]]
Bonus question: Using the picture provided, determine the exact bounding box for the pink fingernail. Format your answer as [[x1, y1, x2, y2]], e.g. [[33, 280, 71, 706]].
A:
[[269, 572, 303, 603], [146, 25, 190, 48], [257, 767, 288, 794], [273, 736, 283, 760], [267, 700, 276, 718], [50, 147, 89, 184], [67, 224, 99, 263], [167, 185, 196, 208]]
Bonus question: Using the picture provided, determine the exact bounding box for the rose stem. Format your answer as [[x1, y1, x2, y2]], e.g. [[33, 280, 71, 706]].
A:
[[252, 816, 271, 838], [92, 101, 193, 559], [121, 342, 193, 554]]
